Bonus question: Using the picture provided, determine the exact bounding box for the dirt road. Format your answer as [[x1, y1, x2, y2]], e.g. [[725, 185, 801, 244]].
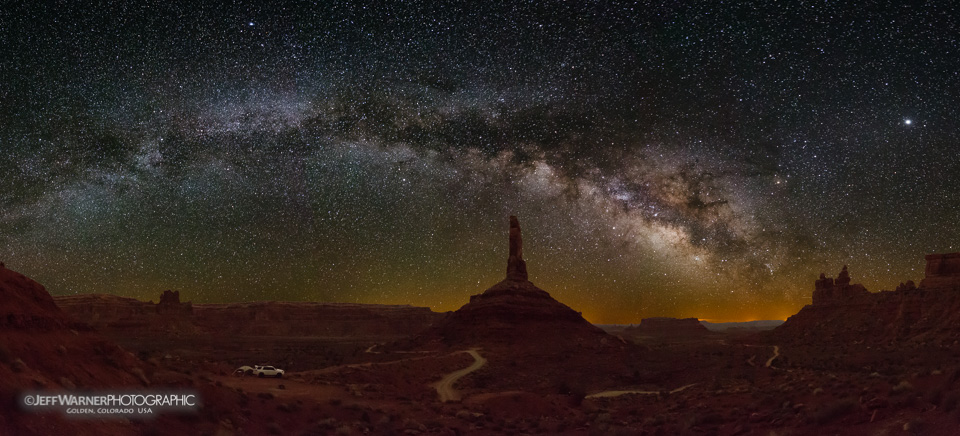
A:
[[586, 383, 697, 399], [765, 345, 780, 368], [433, 349, 486, 402]]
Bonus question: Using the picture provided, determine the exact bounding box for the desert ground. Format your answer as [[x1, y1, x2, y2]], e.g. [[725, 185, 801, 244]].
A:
[[5, 228, 960, 435]]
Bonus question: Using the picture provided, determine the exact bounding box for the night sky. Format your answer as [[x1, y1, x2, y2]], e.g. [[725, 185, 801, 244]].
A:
[[3, 1, 959, 323]]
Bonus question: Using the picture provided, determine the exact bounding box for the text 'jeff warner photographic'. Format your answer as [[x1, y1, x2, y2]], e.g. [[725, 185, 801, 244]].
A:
[[19, 390, 200, 419]]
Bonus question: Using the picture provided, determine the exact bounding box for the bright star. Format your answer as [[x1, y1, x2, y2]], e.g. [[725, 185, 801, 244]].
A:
[[904, 119, 912, 125]]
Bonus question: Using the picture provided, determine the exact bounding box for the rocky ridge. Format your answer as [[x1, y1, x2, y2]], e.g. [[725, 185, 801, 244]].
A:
[[771, 254, 960, 344]]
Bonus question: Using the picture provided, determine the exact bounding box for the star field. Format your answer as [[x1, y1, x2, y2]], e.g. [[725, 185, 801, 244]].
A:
[[2, 1, 959, 322]]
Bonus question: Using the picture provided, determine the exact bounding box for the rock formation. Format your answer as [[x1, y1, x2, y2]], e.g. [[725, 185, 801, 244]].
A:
[[414, 216, 623, 350], [0, 266, 151, 435], [811, 265, 869, 306], [920, 252, 960, 290], [506, 216, 528, 281], [156, 289, 193, 317], [771, 253, 960, 344], [0, 265, 76, 330], [401, 216, 636, 393]]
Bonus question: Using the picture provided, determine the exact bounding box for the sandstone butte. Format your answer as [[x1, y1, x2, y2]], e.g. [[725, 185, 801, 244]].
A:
[[772, 253, 960, 344], [409, 216, 627, 352]]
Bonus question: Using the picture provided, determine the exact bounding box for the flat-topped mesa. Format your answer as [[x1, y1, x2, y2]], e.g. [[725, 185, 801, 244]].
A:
[[812, 265, 869, 305], [920, 252, 960, 290], [506, 215, 529, 281]]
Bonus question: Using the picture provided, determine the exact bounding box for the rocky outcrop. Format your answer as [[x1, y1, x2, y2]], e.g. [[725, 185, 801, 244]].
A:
[[56, 290, 196, 334], [414, 216, 622, 350], [771, 254, 960, 344], [403, 216, 637, 393], [811, 266, 870, 306], [156, 290, 193, 317], [921, 253, 960, 290], [0, 263, 74, 330], [0, 265, 150, 435]]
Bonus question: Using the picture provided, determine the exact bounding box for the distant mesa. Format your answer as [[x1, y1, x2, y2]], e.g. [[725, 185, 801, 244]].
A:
[[56, 289, 197, 335], [626, 317, 710, 337], [700, 320, 784, 332], [55, 291, 441, 339], [772, 252, 960, 344]]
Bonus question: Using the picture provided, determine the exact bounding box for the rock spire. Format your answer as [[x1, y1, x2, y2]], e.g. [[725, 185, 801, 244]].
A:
[[506, 216, 528, 281]]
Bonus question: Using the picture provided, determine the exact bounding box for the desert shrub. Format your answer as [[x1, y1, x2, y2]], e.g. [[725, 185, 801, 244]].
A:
[[809, 398, 858, 425], [904, 418, 927, 435], [891, 381, 914, 395]]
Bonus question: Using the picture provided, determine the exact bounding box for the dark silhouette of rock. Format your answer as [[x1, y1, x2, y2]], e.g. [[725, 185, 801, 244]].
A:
[[0, 266, 151, 435], [414, 216, 622, 351], [835, 265, 851, 286], [0, 265, 73, 330], [896, 280, 917, 293], [159, 289, 180, 305], [921, 253, 960, 290], [402, 216, 636, 393], [156, 289, 193, 317], [506, 216, 528, 281], [811, 265, 869, 306], [772, 253, 960, 344]]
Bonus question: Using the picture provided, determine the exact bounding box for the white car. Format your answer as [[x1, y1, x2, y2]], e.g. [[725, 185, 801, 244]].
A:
[[254, 365, 284, 378]]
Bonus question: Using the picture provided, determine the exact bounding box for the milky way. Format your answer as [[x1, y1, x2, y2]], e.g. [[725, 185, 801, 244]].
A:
[[3, 2, 959, 322]]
